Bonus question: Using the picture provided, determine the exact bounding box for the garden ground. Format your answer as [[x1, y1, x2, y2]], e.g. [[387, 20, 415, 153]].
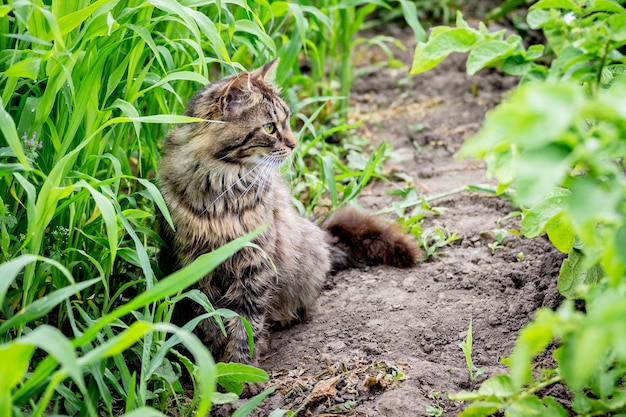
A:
[[231, 26, 565, 417]]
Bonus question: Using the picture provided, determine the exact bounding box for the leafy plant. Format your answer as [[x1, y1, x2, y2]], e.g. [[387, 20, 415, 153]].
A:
[[381, 184, 512, 259], [459, 319, 486, 387], [411, 10, 545, 78], [485, 228, 515, 252], [419, 227, 461, 260], [412, 0, 626, 415], [425, 391, 445, 417]]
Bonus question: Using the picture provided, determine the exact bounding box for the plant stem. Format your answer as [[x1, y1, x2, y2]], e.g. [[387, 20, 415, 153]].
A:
[[517, 375, 562, 400], [338, 7, 353, 117], [595, 40, 611, 91]]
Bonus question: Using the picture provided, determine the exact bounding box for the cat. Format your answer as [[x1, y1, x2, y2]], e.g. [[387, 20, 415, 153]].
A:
[[156, 59, 420, 366]]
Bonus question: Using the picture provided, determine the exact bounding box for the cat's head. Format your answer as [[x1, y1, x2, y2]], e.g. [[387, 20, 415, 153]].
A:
[[183, 59, 296, 168]]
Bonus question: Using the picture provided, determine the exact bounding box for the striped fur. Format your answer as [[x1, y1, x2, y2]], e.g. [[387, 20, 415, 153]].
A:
[[157, 60, 420, 365]]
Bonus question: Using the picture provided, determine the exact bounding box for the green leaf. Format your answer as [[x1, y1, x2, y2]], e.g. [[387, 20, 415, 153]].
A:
[[0, 255, 36, 310], [526, 44, 545, 60], [477, 374, 516, 397], [502, 54, 534, 76], [608, 14, 626, 42], [509, 395, 566, 416], [411, 27, 479, 75], [0, 163, 27, 175], [560, 324, 609, 392], [212, 391, 239, 405], [138, 178, 174, 230], [567, 177, 622, 241], [149, 0, 229, 63], [145, 308, 236, 380], [0, 97, 30, 169], [119, 114, 209, 124], [509, 308, 559, 387], [460, 82, 583, 168], [586, 0, 626, 14], [4, 57, 41, 80], [558, 250, 601, 298], [530, 0, 580, 11], [136, 71, 211, 99], [231, 386, 278, 417], [321, 155, 338, 207], [545, 211, 575, 253], [526, 9, 553, 30], [80, 321, 153, 363], [111, 99, 141, 138], [544, 397, 569, 417], [217, 362, 269, 395], [423, 28, 479, 57], [341, 142, 387, 204], [399, 0, 426, 42], [18, 326, 86, 394], [234, 19, 276, 55], [0, 254, 85, 326], [0, 343, 34, 391], [616, 225, 626, 264], [457, 401, 502, 416], [0, 278, 100, 335], [516, 149, 570, 207], [410, 43, 447, 74], [116, 205, 154, 285], [0, 5, 10, 18], [467, 40, 516, 75], [521, 188, 570, 238], [77, 181, 118, 271], [153, 323, 216, 416], [450, 376, 515, 403]]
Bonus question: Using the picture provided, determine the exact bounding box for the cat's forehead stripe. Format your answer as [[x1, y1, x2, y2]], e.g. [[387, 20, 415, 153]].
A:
[[272, 96, 290, 120]]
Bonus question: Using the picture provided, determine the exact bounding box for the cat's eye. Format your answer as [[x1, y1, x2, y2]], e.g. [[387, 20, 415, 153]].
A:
[[263, 122, 277, 135]]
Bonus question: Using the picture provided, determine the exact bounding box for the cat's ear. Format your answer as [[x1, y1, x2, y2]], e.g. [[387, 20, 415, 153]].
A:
[[250, 58, 279, 84], [221, 74, 253, 115]]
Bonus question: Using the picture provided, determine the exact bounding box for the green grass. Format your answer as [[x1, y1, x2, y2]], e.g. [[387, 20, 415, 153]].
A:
[[0, 0, 437, 415]]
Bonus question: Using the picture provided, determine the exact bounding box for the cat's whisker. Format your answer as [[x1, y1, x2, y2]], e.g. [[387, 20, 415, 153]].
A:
[[259, 158, 279, 195], [248, 155, 281, 202], [254, 156, 278, 194], [282, 152, 295, 192], [240, 154, 275, 201], [209, 156, 271, 207], [241, 173, 262, 200]]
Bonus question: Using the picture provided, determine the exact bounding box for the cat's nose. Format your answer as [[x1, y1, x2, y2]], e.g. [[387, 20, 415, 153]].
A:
[[284, 133, 296, 149]]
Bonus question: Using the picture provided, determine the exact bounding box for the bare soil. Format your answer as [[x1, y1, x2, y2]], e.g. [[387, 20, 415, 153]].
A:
[[251, 26, 565, 416]]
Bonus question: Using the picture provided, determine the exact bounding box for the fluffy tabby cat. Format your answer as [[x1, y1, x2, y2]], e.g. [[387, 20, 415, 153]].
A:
[[157, 59, 420, 366]]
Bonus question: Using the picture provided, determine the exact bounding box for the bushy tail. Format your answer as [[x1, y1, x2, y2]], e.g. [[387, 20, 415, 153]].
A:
[[322, 207, 421, 272]]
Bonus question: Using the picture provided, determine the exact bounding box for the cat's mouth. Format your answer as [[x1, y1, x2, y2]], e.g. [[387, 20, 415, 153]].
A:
[[248, 150, 291, 168]]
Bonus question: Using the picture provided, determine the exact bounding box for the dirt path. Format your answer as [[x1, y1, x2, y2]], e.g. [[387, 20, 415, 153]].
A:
[[254, 27, 564, 416]]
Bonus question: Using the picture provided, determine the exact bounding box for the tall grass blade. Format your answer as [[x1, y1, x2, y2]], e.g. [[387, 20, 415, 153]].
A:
[[231, 386, 278, 417], [76, 180, 118, 271], [0, 278, 100, 335], [0, 97, 30, 168], [18, 326, 87, 398]]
